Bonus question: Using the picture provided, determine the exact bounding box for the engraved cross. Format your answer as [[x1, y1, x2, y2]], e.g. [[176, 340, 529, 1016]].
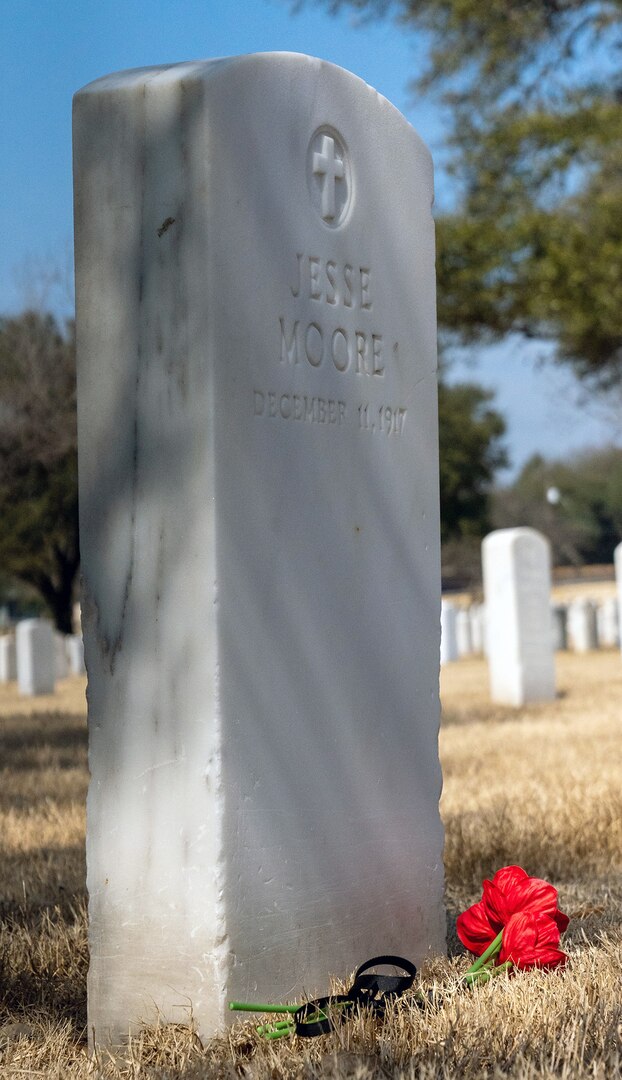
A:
[[313, 134, 345, 222]]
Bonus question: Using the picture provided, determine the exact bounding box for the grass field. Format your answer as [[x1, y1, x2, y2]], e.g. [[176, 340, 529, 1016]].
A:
[[0, 653, 621, 1078]]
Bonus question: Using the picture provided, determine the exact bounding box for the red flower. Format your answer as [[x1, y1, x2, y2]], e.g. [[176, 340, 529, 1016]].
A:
[[457, 865, 569, 957], [499, 911, 568, 970], [483, 866, 569, 934]]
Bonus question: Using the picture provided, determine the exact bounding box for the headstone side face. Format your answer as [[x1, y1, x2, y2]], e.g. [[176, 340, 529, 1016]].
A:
[[74, 53, 445, 1049], [16, 619, 56, 696], [482, 528, 555, 706]]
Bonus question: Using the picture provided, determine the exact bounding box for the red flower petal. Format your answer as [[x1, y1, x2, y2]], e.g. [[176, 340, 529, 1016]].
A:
[[554, 909, 570, 933], [481, 865, 569, 934], [499, 911, 568, 971], [456, 900, 499, 955], [491, 866, 530, 892]]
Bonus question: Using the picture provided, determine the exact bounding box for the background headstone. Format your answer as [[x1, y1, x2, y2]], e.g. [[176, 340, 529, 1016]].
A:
[[550, 604, 568, 651], [16, 619, 56, 696], [596, 598, 619, 648], [482, 527, 555, 706], [468, 603, 485, 655], [0, 635, 17, 683], [55, 633, 69, 680], [615, 542, 622, 654], [66, 634, 86, 676], [568, 597, 598, 652], [455, 608, 472, 658], [74, 53, 445, 1047], [440, 601, 458, 664]]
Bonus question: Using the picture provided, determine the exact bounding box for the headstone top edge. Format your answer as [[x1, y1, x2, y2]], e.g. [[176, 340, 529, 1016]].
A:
[[483, 526, 550, 550], [72, 52, 430, 152], [73, 57, 232, 99], [74, 51, 374, 96]]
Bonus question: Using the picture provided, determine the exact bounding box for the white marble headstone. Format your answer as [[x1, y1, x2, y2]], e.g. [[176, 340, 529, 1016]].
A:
[[615, 543, 622, 654], [440, 601, 458, 664], [482, 528, 555, 706], [66, 633, 86, 676], [596, 597, 619, 648], [55, 632, 69, 680], [0, 635, 17, 683], [550, 604, 568, 651], [455, 608, 472, 658], [74, 53, 445, 1048], [16, 619, 56, 696], [568, 597, 598, 652], [468, 603, 485, 655]]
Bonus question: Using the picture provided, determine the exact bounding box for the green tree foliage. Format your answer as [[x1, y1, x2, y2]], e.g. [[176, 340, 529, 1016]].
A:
[[316, 0, 622, 385], [0, 312, 79, 633], [493, 447, 622, 565], [438, 378, 507, 542]]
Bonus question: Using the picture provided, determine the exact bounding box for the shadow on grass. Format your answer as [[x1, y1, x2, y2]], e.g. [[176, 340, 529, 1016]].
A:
[[0, 713, 87, 763], [0, 843, 86, 913], [0, 850, 88, 1030]]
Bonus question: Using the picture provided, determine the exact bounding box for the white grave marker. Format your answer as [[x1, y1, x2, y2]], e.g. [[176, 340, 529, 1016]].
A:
[[615, 543, 622, 654], [482, 528, 555, 706], [596, 598, 619, 648], [66, 634, 86, 675], [55, 632, 69, 679], [550, 604, 568, 651], [74, 53, 445, 1048], [16, 619, 56, 696], [469, 603, 485, 655], [455, 608, 472, 657], [568, 597, 598, 652], [0, 635, 17, 683], [440, 601, 458, 664]]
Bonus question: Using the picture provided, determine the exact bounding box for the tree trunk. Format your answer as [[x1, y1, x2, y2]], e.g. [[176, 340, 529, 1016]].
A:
[[29, 552, 80, 635]]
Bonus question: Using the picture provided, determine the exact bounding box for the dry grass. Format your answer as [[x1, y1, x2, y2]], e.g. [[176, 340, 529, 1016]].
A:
[[1, 657, 621, 1078]]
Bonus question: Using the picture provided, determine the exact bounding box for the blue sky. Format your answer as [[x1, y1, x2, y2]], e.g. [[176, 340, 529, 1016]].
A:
[[1, 0, 618, 479]]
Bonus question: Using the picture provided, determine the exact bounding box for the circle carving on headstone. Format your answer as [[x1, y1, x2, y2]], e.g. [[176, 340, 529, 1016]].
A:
[[307, 126, 352, 228]]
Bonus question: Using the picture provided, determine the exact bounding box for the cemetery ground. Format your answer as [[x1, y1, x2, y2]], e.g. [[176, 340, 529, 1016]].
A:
[[1, 653, 621, 1079]]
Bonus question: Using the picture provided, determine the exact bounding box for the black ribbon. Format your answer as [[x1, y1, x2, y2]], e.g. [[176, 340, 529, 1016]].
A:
[[293, 955, 418, 1038]]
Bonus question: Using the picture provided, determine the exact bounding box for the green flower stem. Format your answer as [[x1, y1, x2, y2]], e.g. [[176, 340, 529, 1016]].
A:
[[463, 959, 513, 987], [257, 1019, 295, 1038], [228, 1001, 298, 1014], [463, 930, 504, 978], [488, 960, 513, 977]]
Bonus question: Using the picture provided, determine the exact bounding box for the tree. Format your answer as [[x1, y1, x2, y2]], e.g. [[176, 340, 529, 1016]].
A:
[[438, 378, 508, 543], [315, 0, 622, 385], [0, 312, 79, 633], [492, 447, 622, 565]]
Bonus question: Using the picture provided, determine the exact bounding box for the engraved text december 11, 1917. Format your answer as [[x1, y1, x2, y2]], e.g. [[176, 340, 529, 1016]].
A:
[[253, 252, 408, 436]]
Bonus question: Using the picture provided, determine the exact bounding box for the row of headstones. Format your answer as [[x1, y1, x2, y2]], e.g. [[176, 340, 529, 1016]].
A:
[[446, 529, 622, 707], [0, 618, 85, 694], [441, 594, 620, 663]]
